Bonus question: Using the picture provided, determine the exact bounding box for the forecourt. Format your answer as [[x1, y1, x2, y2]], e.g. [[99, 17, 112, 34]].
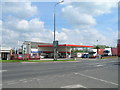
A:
[[2, 58, 118, 88]]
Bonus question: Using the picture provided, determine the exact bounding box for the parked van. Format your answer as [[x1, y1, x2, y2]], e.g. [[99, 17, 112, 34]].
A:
[[104, 48, 112, 56], [88, 49, 97, 58]]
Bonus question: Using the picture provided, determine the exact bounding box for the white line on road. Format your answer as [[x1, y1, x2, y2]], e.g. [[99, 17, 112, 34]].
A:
[[7, 82, 18, 85], [22, 81, 28, 83], [4, 80, 18, 85], [32, 78, 38, 79], [96, 65, 103, 67], [88, 61, 118, 66], [36, 79, 40, 81], [0, 70, 7, 72], [5, 79, 28, 85], [96, 61, 118, 65], [61, 84, 87, 88], [74, 73, 118, 86], [5, 80, 15, 83], [19, 79, 27, 82]]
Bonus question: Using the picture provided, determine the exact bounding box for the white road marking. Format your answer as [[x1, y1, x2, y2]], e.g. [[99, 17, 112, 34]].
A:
[[7, 82, 18, 85], [96, 65, 103, 67], [22, 81, 28, 83], [61, 84, 87, 88], [32, 78, 38, 79], [0, 70, 7, 72], [5, 78, 37, 85], [19, 79, 27, 82], [74, 73, 118, 86], [97, 61, 118, 64], [36, 79, 41, 81], [88, 61, 118, 66], [4, 80, 18, 85], [5, 80, 15, 83], [7, 81, 18, 85]]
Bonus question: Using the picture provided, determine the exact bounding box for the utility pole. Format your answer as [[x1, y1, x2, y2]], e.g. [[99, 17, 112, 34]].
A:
[[53, 0, 64, 61]]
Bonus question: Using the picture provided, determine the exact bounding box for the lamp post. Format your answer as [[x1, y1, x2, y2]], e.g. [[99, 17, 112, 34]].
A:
[[22, 42, 26, 60], [53, 0, 64, 61], [97, 40, 98, 54], [96, 40, 100, 59]]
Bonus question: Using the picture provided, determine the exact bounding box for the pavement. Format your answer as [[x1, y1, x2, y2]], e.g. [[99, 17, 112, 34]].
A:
[[1, 58, 119, 89]]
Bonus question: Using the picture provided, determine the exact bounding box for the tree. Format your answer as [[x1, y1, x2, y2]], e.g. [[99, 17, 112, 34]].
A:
[[93, 45, 110, 49]]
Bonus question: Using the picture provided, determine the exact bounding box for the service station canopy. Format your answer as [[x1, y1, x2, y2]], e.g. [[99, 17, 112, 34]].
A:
[[38, 44, 93, 48]]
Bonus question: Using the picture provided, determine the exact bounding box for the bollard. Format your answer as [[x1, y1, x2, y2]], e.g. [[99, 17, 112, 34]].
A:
[[74, 57, 76, 60]]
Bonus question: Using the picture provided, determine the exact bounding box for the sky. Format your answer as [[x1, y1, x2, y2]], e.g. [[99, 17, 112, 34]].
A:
[[1, 0, 119, 48]]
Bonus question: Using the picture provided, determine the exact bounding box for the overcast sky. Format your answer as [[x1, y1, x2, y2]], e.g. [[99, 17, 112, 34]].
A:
[[1, 0, 118, 48]]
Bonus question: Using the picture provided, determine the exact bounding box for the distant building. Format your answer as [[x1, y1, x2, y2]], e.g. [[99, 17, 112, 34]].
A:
[[0, 47, 12, 60], [117, 39, 120, 57]]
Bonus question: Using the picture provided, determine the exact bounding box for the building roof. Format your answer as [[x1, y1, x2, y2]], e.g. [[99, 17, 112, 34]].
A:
[[38, 44, 93, 48]]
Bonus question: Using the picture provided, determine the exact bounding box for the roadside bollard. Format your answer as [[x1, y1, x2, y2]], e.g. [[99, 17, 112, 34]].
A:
[[73, 57, 76, 60]]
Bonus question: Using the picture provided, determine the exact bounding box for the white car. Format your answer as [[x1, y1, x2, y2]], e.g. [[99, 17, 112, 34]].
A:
[[40, 55, 44, 58]]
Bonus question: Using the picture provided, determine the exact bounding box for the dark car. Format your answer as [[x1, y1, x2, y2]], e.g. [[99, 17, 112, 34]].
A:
[[81, 54, 89, 58]]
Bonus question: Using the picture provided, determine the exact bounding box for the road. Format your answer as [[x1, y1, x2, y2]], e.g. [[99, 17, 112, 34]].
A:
[[2, 58, 119, 89]]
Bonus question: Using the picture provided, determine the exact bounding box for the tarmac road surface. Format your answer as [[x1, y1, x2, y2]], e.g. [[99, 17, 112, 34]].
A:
[[2, 58, 119, 88]]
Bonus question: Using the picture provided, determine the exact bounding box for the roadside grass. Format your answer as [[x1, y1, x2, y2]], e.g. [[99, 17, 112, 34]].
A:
[[0, 59, 75, 63], [0, 56, 118, 63], [102, 56, 118, 59]]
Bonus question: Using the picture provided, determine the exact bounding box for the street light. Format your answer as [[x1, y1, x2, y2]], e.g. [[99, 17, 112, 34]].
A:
[[53, 0, 64, 61], [96, 40, 100, 59]]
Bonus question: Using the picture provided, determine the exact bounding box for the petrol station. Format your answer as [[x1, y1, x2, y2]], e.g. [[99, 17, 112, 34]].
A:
[[38, 44, 93, 58], [14, 41, 93, 60], [1, 40, 119, 60]]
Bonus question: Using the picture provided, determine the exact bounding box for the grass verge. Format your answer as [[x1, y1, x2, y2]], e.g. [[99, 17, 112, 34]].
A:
[[102, 56, 118, 59]]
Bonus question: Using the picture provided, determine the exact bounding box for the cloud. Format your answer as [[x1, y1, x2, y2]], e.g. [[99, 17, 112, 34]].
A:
[[119, 30, 120, 39], [17, 18, 44, 32], [2, 2, 38, 19], [3, 17, 44, 32], [17, 20, 29, 30], [62, 2, 117, 28], [0, 21, 2, 45], [2, 17, 68, 47], [2, 18, 117, 48], [59, 28, 108, 45], [62, 5, 96, 28], [2, 28, 20, 47], [1, 1, 118, 48]]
